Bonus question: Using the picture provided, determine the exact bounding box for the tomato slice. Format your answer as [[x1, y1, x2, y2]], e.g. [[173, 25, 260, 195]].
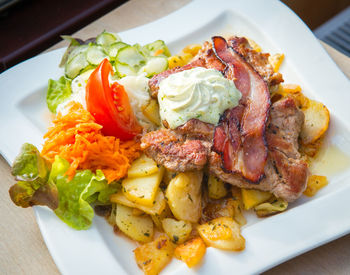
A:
[[86, 59, 142, 140]]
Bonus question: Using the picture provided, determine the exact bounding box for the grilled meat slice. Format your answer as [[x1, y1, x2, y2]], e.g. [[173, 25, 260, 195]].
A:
[[175, 119, 215, 141], [210, 98, 308, 202], [228, 36, 284, 87], [141, 127, 211, 172]]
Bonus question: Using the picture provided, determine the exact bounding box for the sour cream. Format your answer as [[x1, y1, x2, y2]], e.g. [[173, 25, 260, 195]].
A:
[[158, 67, 241, 129]]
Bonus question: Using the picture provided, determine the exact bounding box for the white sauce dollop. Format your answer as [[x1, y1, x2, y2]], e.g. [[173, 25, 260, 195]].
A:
[[158, 67, 241, 129]]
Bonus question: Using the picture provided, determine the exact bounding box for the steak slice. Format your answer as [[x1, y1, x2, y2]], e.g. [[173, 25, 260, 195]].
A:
[[210, 98, 308, 202], [141, 120, 213, 171], [176, 118, 215, 141]]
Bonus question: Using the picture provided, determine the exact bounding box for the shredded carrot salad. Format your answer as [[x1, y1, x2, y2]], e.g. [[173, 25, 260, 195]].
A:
[[41, 102, 141, 183]]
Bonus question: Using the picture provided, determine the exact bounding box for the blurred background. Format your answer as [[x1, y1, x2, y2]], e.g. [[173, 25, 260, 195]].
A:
[[0, 0, 349, 72]]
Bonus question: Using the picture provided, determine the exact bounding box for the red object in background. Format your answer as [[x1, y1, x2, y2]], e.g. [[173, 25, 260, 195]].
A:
[[0, 0, 126, 72], [86, 59, 142, 140]]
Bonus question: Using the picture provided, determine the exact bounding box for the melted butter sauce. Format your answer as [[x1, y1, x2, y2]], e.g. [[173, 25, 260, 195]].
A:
[[309, 144, 350, 176]]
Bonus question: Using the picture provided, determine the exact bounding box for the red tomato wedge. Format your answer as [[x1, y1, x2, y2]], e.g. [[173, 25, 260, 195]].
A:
[[86, 59, 142, 140]]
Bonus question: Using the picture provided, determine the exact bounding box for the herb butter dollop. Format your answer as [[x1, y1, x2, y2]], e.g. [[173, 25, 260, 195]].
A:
[[158, 67, 241, 129]]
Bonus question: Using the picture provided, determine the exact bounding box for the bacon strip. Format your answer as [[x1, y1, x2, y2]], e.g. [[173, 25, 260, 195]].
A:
[[212, 36, 270, 182]]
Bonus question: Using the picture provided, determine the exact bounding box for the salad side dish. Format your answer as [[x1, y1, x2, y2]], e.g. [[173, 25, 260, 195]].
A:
[[8, 31, 330, 274]]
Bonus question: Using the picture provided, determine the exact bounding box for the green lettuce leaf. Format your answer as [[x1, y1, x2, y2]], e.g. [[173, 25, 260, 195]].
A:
[[9, 144, 118, 230], [51, 156, 118, 230], [46, 76, 72, 113], [9, 143, 58, 209]]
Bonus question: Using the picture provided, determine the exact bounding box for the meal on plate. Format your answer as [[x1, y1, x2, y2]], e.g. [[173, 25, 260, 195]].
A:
[[8, 31, 330, 274]]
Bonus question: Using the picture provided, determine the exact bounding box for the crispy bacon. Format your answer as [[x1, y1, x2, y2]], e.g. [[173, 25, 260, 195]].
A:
[[211, 36, 270, 182]]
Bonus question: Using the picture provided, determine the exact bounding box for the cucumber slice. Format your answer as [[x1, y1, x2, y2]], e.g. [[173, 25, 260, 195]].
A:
[[65, 52, 89, 79], [67, 45, 89, 64], [141, 56, 168, 77], [86, 45, 108, 65], [108, 42, 128, 58], [143, 40, 171, 57], [96, 31, 121, 47], [116, 46, 146, 68], [115, 62, 137, 78], [133, 43, 148, 56]]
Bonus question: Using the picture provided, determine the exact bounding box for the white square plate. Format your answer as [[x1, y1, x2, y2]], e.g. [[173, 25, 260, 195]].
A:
[[1, 0, 350, 274]]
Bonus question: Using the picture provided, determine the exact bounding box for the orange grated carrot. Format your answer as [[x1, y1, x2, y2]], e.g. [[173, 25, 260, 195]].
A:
[[41, 102, 141, 183]]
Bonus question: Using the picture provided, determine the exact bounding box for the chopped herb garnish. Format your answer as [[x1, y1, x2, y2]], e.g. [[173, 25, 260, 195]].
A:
[[187, 193, 193, 202], [173, 235, 179, 243]]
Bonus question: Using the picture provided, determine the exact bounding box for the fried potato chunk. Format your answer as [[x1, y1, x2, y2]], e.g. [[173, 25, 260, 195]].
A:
[[122, 166, 164, 206], [134, 235, 174, 275], [115, 204, 153, 243], [208, 175, 228, 199], [110, 189, 166, 215], [162, 218, 192, 244], [241, 189, 272, 210], [303, 175, 328, 197], [142, 99, 161, 126], [254, 197, 288, 217], [269, 53, 284, 72], [174, 237, 206, 268], [197, 217, 245, 251], [300, 100, 330, 145], [127, 154, 159, 178], [166, 171, 203, 223]]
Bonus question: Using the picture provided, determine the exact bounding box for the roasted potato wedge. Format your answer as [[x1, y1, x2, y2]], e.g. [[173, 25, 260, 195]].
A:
[[247, 38, 262, 52], [115, 204, 153, 243], [231, 187, 247, 226], [151, 205, 173, 230], [271, 84, 309, 109], [254, 197, 288, 217], [162, 169, 177, 185], [202, 198, 235, 222], [182, 44, 202, 56], [269, 53, 284, 72], [127, 154, 159, 178], [142, 99, 161, 126], [110, 189, 166, 216], [300, 137, 324, 158], [197, 217, 245, 251], [303, 175, 328, 197], [162, 218, 192, 244], [168, 54, 192, 69], [166, 171, 203, 223], [122, 167, 164, 206], [300, 99, 330, 145], [134, 235, 174, 275], [208, 175, 228, 199], [241, 189, 272, 210], [174, 237, 206, 268], [107, 203, 117, 226], [232, 199, 247, 226]]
